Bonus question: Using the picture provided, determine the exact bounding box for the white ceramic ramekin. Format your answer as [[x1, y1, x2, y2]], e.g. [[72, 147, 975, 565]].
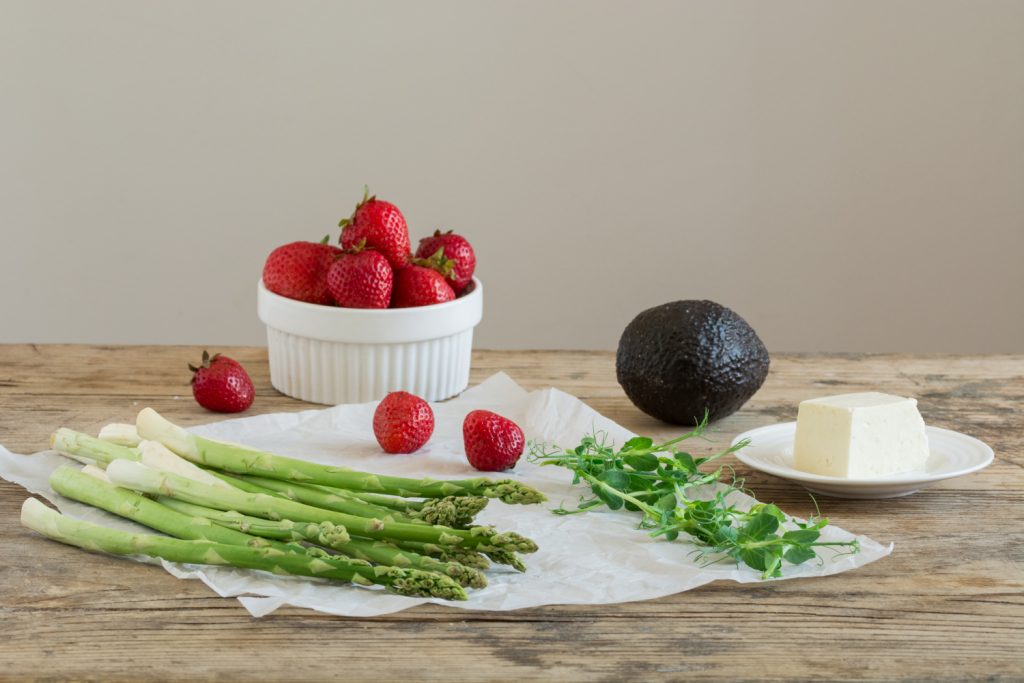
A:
[[257, 278, 483, 404]]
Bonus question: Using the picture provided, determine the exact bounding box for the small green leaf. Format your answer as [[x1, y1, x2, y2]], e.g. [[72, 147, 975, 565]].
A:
[[623, 453, 659, 471], [594, 485, 623, 510], [598, 469, 631, 492], [674, 452, 697, 472], [625, 474, 653, 492], [712, 525, 737, 545], [784, 546, 817, 565], [759, 504, 787, 523], [740, 512, 779, 540], [782, 529, 821, 545], [656, 493, 677, 511], [740, 547, 769, 571], [764, 553, 783, 578], [623, 436, 654, 451]]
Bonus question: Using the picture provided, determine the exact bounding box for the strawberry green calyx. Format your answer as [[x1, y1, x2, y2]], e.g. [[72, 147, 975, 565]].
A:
[[338, 185, 374, 229], [346, 237, 369, 254], [188, 350, 218, 380], [412, 247, 457, 280]]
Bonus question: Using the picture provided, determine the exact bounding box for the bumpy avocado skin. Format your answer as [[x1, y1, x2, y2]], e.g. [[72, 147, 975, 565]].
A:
[[615, 300, 770, 425]]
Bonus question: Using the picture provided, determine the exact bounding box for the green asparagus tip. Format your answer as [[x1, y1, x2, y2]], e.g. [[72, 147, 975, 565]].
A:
[[316, 521, 350, 548], [485, 481, 547, 505], [466, 526, 538, 555], [483, 549, 528, 572], [445, 563, 488, 589], [389, 568, 468, 601], [417, 496, 488, 528], [439, 547, 491, 570]]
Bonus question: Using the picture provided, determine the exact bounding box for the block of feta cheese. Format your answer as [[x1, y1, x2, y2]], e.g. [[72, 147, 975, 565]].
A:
[[793, 392, 930, 478]]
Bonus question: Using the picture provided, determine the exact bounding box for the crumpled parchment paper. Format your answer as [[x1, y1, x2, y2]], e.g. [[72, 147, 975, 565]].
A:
[[0, 372, 892, 617]]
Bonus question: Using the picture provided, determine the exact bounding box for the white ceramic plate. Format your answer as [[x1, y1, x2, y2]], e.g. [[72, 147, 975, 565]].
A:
[[731, 422, 994, 499]]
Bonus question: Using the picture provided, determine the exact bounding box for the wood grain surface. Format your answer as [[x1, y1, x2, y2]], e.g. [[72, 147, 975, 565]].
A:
[[0, 345, 1021, 682]]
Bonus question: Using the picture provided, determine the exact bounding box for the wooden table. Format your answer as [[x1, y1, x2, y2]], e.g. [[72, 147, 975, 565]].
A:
[[0, 345, 1021, 682]]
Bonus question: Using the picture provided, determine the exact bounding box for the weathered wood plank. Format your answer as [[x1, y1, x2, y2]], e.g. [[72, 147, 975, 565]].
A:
[[0, 345, 1020, 682]]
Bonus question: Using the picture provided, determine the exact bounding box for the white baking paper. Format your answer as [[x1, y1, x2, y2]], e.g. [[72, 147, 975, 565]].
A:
[[0, 372, 892, 617]]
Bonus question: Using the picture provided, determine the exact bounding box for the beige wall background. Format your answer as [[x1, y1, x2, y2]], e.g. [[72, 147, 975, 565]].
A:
[[2, 1, 1022, 352]]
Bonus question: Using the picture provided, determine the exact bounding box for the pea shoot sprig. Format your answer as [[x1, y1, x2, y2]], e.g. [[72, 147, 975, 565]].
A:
[[527, 418, 860, 578]]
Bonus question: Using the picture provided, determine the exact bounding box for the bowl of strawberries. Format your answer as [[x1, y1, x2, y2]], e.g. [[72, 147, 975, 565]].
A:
[[257, 188, 482, 405]]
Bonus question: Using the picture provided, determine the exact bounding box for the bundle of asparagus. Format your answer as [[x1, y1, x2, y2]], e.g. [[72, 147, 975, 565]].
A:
[[20, 409, 546, 601]]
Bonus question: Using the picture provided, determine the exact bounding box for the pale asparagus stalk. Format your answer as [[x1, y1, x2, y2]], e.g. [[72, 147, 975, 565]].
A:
[[98, 423, 141, 447], [53, 428, 231, 489], [137, 440, 232, 489]]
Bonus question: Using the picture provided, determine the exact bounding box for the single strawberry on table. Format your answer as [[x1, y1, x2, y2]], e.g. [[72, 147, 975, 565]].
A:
[[339, 186, 411, 270], [190, 350, 255, 413], [373, 391, 435, 454], [463, 410, 525, 472], [415, 230, 476, 294], [262, 237, 341, 305], [391, 264, 456, 308], [327, 241, 393, 309]]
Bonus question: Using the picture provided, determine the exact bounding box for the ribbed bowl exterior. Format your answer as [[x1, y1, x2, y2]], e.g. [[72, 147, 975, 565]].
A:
[[258, 278, 483, 405], [265, 327, 475, 404]]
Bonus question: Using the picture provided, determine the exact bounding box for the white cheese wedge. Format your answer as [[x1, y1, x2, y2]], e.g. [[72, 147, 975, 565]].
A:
[[793, 392, 929, 478]]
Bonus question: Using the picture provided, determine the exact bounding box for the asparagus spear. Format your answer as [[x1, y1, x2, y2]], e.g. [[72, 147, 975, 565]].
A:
[[157, 498, 486, 589], [233, 474, 419, 523], [334, 537, 487, 589], [305, 485, 489, 528], [49, 466, 467, 599], [155, 496, 325, 541], [339, 490, 423, 512], [106, 460, 538, 556], [390, 540, 492, 570], [21, 498, 467, 600], [212, 471, 485, 530], [137, 408, 545, 505]]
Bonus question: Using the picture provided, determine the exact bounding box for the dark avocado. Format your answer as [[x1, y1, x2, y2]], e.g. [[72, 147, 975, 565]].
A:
[[616, 300, 770, 425]]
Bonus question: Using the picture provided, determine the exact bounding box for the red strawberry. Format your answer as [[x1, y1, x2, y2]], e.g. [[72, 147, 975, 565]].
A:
[[339, 187, 411, 270], [327, 244, 393, 309], [373, 391, 435, 454], [462, 410, 525, 472], [391, 265, 455, 308], [263, 238, 341, 305], [415, 230, 476, 294], [189, 351, 255, 413]]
